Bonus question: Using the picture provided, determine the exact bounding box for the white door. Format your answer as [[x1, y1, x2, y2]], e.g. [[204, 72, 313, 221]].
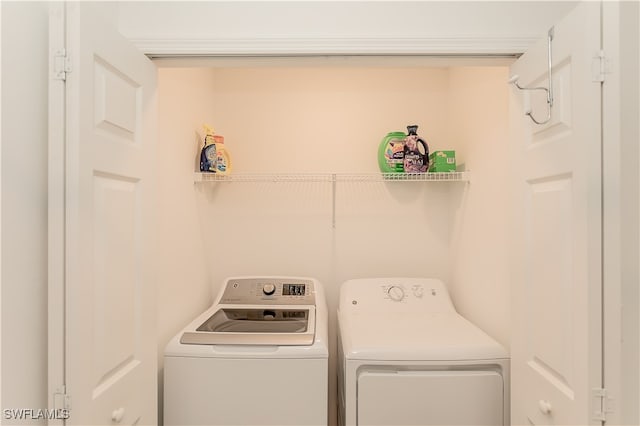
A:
[[509, 2, 602, 425], [58, 2, 158, 424]]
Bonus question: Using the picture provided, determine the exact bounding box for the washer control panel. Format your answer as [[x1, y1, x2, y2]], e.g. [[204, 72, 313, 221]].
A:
[[219, 277, 315, 305]]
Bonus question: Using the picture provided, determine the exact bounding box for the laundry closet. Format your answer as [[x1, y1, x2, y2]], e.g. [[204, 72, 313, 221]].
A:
[[156, 61, 510, 425], [32, 1, 638, 426], [156, 59, 511, 337]]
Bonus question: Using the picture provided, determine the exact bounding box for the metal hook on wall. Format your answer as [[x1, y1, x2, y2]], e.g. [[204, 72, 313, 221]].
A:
[[509, 27, 555, 125]]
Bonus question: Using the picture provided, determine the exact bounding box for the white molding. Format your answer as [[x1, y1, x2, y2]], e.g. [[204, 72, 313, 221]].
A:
[[0, 1, 3, 415], [602, 1, 622, 422], [48, 3, 66, 425], [133, 36, 534, 58], [603, 1, 640, 424]]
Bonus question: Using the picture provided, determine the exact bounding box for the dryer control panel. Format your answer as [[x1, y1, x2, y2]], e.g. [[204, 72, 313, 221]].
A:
[[339, 278, 456, 314], [219, 277, 316, 306], [383, 283, 437, 302]]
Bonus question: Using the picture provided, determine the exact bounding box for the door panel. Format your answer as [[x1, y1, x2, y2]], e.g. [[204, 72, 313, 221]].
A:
[[64, 2, 157, 424], [93, 57, 140, 142], [509, 2, 602, 425], [527, 175, 573, 388], [92, 174, 139, 389]]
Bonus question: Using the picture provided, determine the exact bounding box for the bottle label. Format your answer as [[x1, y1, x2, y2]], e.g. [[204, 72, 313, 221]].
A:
[[403, 135, 429, 173], [200, 144, 217, 172], [384, 138, 405, 172]]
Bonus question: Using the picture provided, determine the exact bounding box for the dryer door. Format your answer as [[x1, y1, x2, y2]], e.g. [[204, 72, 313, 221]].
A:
[[357, 369, 503, 425]]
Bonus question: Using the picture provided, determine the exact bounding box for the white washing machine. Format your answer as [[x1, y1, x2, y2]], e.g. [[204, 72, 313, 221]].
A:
[[337, 278, 510, 426], [164, 276, 328, 426]]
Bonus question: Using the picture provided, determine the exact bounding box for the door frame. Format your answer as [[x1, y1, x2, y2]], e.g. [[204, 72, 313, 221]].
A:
[[48, 0, 634, 424], [0, 1, 3, 411], [48, 2, 66, 425], [602, 1, 640, 425]]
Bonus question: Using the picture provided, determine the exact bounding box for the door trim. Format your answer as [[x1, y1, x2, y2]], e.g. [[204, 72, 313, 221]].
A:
[[48, 3, 66, 425], [602, 1, 640, 424], [132, 36, 532, 59]]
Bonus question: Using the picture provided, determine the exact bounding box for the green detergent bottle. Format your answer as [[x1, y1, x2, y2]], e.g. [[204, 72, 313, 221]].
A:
[[378, 131, 407, 173]]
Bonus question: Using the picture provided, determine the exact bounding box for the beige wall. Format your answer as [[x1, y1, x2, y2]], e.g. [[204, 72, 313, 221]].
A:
[[1, 3, 50, 424], [157, 65, 510, 425], [447, 67, 511, 349], [156, 68, 218, 423]]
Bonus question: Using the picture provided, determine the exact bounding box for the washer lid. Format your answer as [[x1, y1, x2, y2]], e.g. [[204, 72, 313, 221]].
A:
[[180, 304, 316, 346], [198, 308, 308, 333], [340, 312, 507, 361]]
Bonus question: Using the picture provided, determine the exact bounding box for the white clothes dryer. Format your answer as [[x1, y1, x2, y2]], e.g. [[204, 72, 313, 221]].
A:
[[164, 276, 328, 426], [337, 278, 509, 426]]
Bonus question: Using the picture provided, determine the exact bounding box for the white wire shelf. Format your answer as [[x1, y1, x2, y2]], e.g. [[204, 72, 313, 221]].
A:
[[194, 171, 469, 183]]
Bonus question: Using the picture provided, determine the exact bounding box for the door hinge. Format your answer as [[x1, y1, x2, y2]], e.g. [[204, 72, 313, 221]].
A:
[[53, 386, 71, 419], [592, 387, 613, 422], [592, 50, 609, 83], [53, 49, 72, 81]]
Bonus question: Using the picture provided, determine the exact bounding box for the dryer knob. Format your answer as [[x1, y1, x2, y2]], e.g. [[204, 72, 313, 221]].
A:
[[263, 283, 276, 296], [387, 286, 405, 302]]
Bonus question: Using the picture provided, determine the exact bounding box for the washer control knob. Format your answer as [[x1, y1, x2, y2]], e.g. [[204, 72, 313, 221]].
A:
[[262, 283, 276, 296], [387, 286, 405, 302]]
